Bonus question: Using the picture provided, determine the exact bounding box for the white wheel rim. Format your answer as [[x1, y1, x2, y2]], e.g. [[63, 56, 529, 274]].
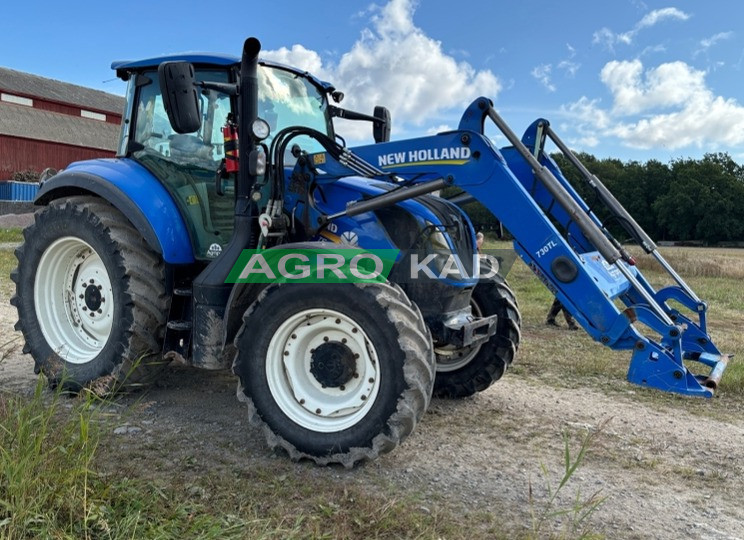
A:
[[435, 299, 484, 372], [33, 237, 114, 364], [266, 308, 380, 433]]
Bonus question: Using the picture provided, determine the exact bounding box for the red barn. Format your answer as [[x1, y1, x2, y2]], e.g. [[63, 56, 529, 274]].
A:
[[0, 67, 125, 179]]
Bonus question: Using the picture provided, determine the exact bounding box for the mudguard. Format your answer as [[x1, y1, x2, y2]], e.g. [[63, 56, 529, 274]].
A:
[[35, 158, 195, 264]]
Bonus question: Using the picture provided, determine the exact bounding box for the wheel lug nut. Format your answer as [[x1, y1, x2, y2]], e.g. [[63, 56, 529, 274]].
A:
[[352, 328, 358, 334], [97, 309, 102, 314], [82, 307, 87, 311], [339, 385, 345, 391], [315, 408, 321, 414], [335, 318, 341, 324], [368, 378, 374, 383], [97, 285, 102, 290], [342, 338, 347, 344], [284, 351, 289, 356], [323, 336, 329, 342], [79, 294, 84, 299], [89, 279, 94, 284], [361, 395, 366, 401]]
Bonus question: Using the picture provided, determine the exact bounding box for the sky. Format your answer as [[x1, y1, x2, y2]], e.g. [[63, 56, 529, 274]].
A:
[[2, 0, 744, 163]]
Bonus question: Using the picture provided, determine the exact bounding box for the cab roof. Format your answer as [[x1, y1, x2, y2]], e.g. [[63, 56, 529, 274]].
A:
[[111, 53, 335, 92]]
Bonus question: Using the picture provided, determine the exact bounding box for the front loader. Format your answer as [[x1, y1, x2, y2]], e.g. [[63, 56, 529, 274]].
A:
[[11, 37, 729, 467]]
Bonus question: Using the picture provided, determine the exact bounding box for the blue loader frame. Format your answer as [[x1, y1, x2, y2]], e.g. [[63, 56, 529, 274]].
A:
[[317, 97, 729, 397]]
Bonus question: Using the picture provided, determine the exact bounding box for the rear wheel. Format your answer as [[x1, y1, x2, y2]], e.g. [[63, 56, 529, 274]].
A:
[[11, 196, 169, 392], [433, 275, 521, 398], [233, 281, 434, 467]]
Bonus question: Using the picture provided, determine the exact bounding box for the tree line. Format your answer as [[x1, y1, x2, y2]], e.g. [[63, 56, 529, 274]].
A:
[[460, 152, 744, 245]]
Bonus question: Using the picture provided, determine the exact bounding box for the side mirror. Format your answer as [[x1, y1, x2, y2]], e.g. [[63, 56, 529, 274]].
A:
[[373, 106, 391, 143], [158, 61, 201, 134]]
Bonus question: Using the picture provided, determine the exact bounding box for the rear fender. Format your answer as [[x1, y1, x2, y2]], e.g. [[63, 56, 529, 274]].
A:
[[35, 158, 194, 264]]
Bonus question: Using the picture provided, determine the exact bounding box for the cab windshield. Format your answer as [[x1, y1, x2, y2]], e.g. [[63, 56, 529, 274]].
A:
[[258, 65, 331, 153], [129, 65, 330, 260]]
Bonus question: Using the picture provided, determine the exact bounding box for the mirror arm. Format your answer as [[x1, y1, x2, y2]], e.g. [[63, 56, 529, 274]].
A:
[[328, 105, 381, 124], [197, 81, 239, 96]]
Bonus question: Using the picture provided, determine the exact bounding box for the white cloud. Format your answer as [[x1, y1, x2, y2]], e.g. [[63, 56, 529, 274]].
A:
[[531, 44, 579, 91], [558, 60, 580, 77], [562, 96, 612, 130], [694, 31, 734, 57], [531, 64, 556, 92], [426, 124, 453, 135], [640, 44, 667, 56], [261, 44, 328, 79], [700, 31, 733, 49], [593, 7, 690, 51], [592, 28, 617, 52], [262, 0, 500, 141], [562, 59, 744, 150], [601, 59, 706, 115], [636, 7, 689, 29], [558, 43, 580, 77]]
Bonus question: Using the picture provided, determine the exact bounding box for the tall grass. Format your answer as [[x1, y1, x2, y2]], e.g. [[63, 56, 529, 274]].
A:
[[0, 377, 257, 539], [0, 378, 100, 538], [528, 424, 607, 540], [629, 245, 744, 280]]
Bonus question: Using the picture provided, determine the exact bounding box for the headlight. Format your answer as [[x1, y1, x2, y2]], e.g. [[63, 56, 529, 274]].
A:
[[249, 148, 266, 176], [425, 221, 450, 251]]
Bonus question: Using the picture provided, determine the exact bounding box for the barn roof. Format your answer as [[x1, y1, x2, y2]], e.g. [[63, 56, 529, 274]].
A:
[[0, 102, 120, 151], [0, 66, 125, 114]]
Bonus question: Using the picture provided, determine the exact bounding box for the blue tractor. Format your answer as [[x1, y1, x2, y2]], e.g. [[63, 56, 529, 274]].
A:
[[12, 38, 729, 466]]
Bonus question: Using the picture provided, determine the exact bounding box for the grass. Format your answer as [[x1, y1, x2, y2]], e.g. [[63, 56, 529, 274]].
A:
[[0, 228, 23, 244], [528, 425, 607, 540], [0, 249, 16, 300]]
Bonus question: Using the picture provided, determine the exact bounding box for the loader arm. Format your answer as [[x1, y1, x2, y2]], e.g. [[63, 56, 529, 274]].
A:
[[314, 97, 729, 397]]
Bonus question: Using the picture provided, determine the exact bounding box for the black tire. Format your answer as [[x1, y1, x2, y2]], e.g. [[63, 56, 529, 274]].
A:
[[11, 196, 169, 392], [233, 281, 434, 467], [433, 275, 521, 398]]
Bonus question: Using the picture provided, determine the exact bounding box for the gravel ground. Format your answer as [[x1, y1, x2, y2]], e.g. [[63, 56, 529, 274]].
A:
[[0, 213, 33, 228]]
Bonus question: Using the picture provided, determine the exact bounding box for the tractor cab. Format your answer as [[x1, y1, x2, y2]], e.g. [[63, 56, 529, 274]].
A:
[[112, 55, 334, 260]]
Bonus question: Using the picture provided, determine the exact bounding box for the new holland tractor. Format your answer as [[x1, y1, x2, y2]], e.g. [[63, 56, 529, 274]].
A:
[[12, 38, 730, 466]]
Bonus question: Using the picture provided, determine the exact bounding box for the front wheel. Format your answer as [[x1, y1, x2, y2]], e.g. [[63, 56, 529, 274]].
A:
[[433, 275, 521, 398], [233, 282, 435, 467]]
